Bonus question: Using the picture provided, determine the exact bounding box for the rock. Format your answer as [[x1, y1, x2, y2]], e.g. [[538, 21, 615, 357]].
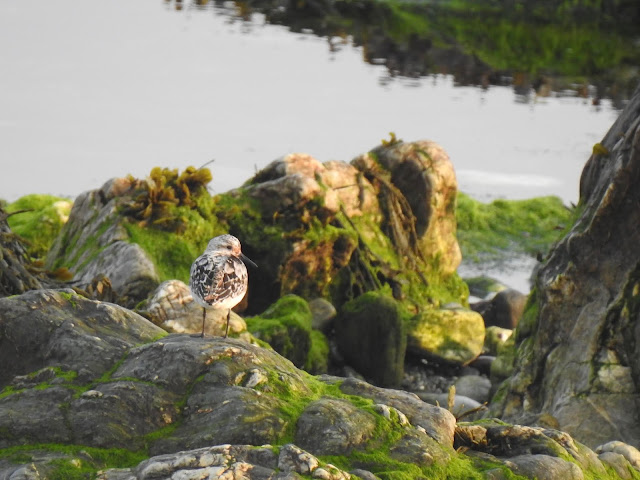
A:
[[464, 276, 507, 300], [245, 295, 315, 369], [471, 288, 526, 329], [483, 326, 513, 356], [336, 376, 456, 446], [0, 285, 625, 480], [308, 297, 337, 331], [96, 444, 354, 480], [507, 454, 584, 480], [0, 288, 165, 388], [416, 392, 485, 420], [406, 308, 485, 365], [295, 397, 377, 455], [596, 441, 640, 470], [489, 83, 640, 448], [454, 375, 492, 404], [455, 422, 608, 480], [335, 291, 406, 387], [0, 205, 45, 296], [46, 180, 159, 307], [598, 451, 634, 479], [354, 140, 461, 276], [227, 141, 468, 315], [141, 279, 248, 337]]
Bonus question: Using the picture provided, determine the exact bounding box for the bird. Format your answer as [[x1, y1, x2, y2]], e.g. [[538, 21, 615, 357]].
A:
[[189, 234, 257, 338]]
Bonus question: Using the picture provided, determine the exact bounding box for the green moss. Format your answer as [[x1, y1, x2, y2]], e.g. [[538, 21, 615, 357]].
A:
[[246, 295, 313, 368], [456, 193, 575, 262], [0, 444, 146, 477], [0, 385, 24, 400], [305, 330, 330, 374], [6, 194, 72, 260]]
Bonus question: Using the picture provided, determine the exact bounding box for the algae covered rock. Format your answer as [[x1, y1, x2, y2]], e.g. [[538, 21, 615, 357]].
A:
[[407, 308, 485, 365], [245, 294, 328, 371], [219, 141, 468, 315], [335, 291, 407, 387], [5, 194, 71, 260]]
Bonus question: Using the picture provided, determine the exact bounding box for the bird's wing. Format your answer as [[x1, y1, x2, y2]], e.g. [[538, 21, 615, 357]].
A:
[[191, 254, 246, 307]]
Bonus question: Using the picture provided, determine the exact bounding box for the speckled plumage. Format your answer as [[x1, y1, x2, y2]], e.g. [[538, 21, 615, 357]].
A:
[[189, 234, 255, 337]]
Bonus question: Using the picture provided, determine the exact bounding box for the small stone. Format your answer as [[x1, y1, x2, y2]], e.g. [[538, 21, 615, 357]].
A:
[[81, 390, 104, 399], [278, 444, 319, 475], [596, 441, 640, 470]]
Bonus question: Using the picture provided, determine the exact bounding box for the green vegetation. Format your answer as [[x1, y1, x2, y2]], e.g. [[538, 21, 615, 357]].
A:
[[0, 444, 146, 479], [6, 194, 71, 260], [456, 193, 575, 262], [121, 166, 225, 283], [245, 295, 315, 369]]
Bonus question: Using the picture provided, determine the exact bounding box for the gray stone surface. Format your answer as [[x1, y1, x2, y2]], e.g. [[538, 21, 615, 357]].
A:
[[45, 178, 159, 307], [490, 83, 640, 448]]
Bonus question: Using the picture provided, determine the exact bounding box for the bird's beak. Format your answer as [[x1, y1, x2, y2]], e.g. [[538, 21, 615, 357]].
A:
[[240, 252, 258, 268]]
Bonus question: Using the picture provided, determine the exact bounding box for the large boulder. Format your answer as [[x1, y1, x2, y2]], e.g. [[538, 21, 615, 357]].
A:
[[45, 178, 160, 307], [223, 141, 468, 314], [406, 307, 485, 365], [489, 83, 640, 448]]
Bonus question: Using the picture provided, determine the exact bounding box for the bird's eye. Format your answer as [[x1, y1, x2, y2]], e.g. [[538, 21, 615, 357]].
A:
[[227, 245, 232, 249]]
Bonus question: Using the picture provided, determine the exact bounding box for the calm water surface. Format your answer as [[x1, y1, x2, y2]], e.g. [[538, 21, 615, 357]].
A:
[[0, 0, 620, 207]]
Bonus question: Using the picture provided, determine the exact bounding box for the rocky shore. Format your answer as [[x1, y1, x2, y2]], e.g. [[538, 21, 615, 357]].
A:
[[1, 85, 640, 479]]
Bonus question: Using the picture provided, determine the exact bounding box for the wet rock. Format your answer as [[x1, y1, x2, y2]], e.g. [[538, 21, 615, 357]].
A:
[[406, 308, 485, 365], [597, 452, 634, 479], [229, 141, 468, 316], [455, 422, 608, 480], [489, 84, 640, 448], [335, 292, 406, 387]]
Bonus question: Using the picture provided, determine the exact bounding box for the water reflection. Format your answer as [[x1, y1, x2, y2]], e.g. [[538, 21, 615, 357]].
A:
[[166, 0, 637, 109]]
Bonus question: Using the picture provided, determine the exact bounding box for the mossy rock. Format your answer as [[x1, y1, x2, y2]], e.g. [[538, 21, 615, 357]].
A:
[[245, 295, 323, 370], [407, 308, 485, 366], [6, 194, 72, 260], [335, 291, 407, 387]]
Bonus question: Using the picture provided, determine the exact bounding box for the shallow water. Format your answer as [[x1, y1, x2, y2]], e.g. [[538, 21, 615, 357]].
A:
[[0, 0, 620, 206], [0, 1, 625, 293]]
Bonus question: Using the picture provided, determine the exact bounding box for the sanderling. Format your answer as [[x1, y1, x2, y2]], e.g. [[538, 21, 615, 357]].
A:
[[189, 234, 257, 338]]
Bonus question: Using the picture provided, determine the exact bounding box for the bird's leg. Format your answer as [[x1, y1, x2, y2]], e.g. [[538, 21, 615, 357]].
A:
[[224, 309, 231, 338], [200, 307, 206, 338]]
